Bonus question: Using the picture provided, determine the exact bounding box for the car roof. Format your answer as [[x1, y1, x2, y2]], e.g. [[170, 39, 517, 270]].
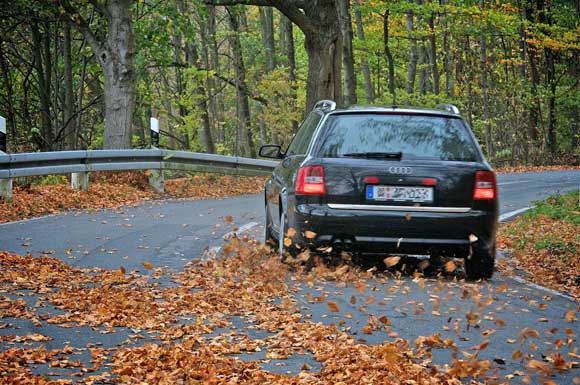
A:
[[323, 105, 461, 119], [311, 101, 463, 119]]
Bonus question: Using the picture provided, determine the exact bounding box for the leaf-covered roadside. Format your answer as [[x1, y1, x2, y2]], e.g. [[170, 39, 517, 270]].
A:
[[495, 165, 580, 174], [0, 172, 267, 224], [498, 191, 580, 300]]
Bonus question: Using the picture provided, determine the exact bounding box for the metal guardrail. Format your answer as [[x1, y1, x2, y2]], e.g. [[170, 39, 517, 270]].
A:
[[0, 149, 278, 199]]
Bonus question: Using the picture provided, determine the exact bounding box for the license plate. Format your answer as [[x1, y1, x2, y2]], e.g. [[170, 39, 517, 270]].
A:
[[366, 185, 433, 203]]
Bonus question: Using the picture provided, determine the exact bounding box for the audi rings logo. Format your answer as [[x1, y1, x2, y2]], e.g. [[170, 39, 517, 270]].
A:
[[388, 166, 413, 175]]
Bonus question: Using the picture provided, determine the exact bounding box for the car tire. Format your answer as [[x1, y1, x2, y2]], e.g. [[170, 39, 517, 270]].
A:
[[465, 243, 495, 280], [265, 205, 278, 249]]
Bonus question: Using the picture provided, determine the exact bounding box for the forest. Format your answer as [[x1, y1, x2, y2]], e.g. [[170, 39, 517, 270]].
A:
[[0, 0, 578, 165]]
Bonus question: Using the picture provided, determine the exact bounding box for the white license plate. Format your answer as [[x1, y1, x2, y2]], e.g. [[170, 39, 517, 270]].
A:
[[366, 185, 433, 203]]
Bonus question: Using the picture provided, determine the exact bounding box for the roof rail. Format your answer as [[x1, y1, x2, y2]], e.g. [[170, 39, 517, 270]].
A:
[[314, 99, 337, 111], [436, 103, 460, 115]]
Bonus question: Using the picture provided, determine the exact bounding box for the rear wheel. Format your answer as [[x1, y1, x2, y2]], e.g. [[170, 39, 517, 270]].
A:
[[265, 205, 278, 249], [465, 243, 495, 280]]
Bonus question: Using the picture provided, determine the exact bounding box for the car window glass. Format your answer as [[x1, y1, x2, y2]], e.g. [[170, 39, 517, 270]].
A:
[[317, 114, 478, 161], [286, 112, 323, 155]]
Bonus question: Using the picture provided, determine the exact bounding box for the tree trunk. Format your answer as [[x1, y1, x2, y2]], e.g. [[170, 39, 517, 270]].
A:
[[206, 5, 225, 144], [0, 37, 18, 139], [418, 41, 429, 94], [479, 0, 492, 157], [63, 21, 76, 149], [303, 8, 343, 111], [441, 0, 453, 96], [100, 0, 135, 149], [280, 13, 298, 133], [177, 0, 215, 153], [30, 20, 52, 150], [353, 0, 374, 103], [428, 8, 440, 95], [259, 7, 276, 72], [383, 9, 396, 103], [227, 6, 255, 157], [338, 0, 357, 106], [405, 11, 418, 94]]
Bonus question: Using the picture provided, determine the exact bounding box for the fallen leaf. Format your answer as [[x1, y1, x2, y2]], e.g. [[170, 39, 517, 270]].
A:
[[327, 301, 340, 312], [565, 310, 577, 323]]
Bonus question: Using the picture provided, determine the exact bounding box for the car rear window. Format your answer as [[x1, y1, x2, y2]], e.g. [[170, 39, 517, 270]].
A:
[[316, 114, 478, 161]]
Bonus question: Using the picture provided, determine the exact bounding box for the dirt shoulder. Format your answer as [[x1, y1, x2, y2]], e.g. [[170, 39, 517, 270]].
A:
[[498, 191, 580, 300], [0, 172, 267, 224]]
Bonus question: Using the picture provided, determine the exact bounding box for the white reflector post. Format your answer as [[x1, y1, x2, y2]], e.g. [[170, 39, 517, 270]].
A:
[[150, 117, 159, 148], [0, 116, 6, 153]]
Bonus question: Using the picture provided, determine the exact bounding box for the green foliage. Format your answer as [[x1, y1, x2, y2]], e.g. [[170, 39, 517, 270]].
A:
[[527, 190, 580, 225]]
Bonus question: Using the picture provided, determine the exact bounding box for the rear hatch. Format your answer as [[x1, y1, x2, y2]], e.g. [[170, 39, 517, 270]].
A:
[[312, 112, 483, 208], [321, 158, 480, 208]]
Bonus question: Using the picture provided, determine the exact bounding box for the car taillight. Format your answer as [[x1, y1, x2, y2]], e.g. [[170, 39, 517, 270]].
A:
[[296, 166, 325, 195], [473, 171, 496, 200]]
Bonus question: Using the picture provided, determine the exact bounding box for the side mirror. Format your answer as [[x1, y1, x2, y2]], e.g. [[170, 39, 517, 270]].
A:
[[259, 144, 283, 159]]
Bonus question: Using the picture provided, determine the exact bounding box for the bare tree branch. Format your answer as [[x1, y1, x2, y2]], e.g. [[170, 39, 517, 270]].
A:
[[59, 1, 103, 63], [87, 0, 110, 20], [204, 0, 312, 34], [214, 73, 268, 106]]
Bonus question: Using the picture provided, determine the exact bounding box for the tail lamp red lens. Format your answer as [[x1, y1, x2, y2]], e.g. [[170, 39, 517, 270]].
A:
[[473, 171, 496, 200], [421, 178, 438, 186], [296, 166, 325, 195], [363, 176, 379, 184]]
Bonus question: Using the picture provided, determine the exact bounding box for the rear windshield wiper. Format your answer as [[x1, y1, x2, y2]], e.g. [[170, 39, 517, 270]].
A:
[[341, 152, 402, 160]]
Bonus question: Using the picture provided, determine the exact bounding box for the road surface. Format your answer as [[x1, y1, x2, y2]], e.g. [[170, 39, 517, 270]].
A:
[[0, 169, 578, 383]]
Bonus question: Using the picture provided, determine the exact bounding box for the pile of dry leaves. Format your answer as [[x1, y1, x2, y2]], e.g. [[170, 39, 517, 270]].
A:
[[0, 172, 266, 223]]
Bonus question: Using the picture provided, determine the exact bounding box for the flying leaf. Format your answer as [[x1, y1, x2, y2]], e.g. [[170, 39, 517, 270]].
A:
[[384, 256, 401, 267], [304, 230, 317, 239], [142, 261, 154, 270], [444, 260, 457, 272]]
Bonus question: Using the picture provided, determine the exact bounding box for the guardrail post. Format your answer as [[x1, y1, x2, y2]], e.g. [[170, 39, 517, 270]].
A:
[[148, 169, 164, 193], [0, 116, 6, 153], [150, 117, 159, 148], [71, 172, 89, 191], [0, 178, 12, 201]]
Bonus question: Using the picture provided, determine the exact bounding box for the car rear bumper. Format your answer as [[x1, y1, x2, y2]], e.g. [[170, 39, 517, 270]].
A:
[[290, 203, 497, 256]]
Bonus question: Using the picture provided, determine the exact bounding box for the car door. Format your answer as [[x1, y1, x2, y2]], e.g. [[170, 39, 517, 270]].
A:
[[267, 111, 324, 235]]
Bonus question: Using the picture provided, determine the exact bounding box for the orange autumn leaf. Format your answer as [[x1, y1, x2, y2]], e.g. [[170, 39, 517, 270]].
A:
[[444, 260, 457, 272], [304, 230, 317, 239], [327, 301, 340, 312], [142, 261, 154, 270], [384, 256, 400, 267], [565, 310, 577, 322]]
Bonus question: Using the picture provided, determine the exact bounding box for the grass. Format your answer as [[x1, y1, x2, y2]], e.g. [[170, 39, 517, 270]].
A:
[[528, 190, 580, 225]]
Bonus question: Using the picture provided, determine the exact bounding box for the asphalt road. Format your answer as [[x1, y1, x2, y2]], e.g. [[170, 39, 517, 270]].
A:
[[1, 169, 578, 383]]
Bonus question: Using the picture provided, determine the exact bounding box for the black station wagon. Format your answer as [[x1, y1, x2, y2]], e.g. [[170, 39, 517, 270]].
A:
[[259, 100, 498, 279]]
